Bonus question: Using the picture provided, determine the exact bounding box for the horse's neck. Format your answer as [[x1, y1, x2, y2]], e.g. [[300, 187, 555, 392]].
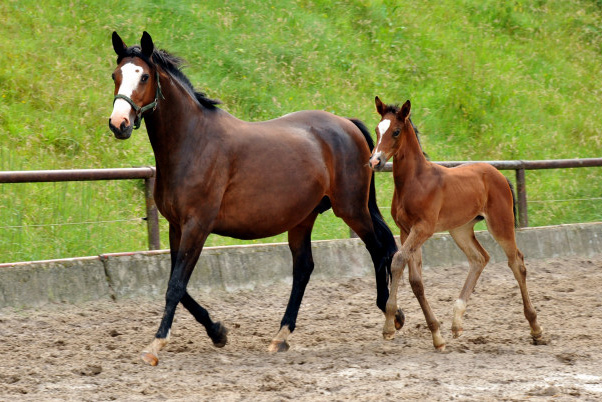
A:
[[144, 79, 211, 175], [393, 127, 428, 187]]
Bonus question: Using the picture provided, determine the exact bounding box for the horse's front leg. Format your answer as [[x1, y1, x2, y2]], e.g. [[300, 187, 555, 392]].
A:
[[400, 226, 445, 350], [140, 221, 211, 366], [167, 224, 227, 348], [384, 226, 445, 349]]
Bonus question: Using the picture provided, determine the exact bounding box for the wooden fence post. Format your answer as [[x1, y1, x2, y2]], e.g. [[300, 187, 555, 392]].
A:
[[515, 168, 528, 228], [144, 177, 161, 250]]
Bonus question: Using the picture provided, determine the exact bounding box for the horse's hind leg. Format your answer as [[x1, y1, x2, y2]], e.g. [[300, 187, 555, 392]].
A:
[[340, 210, 404, 332], [449, 222, 490, 338], [500, 240, 543, 342], [268, 212, 318, 353], [487, 217, 544, 343]]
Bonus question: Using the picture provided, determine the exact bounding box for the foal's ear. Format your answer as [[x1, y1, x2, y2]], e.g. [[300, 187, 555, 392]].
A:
[[141, 31, 154, 58], [375, 96, 385, 116], [112, 31, 127, 57], [398, 100, 411, 121]]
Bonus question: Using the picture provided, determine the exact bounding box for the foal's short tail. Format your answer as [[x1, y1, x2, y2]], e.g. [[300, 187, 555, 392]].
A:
[[349, 118, 398, 281], [506, 177, 519, 228]]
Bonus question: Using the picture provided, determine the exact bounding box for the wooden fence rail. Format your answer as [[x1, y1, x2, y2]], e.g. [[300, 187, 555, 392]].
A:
[[0, 167, 160, 250], [1, 158, 601, 250]]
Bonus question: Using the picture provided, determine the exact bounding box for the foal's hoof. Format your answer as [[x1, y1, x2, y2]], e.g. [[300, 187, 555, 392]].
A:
[[394, 308, 405, 330], [452, 327, 463, 339], [140, 351, 159, 366], [267, 340, 290, 353], [209, 322, 228, 348], [531, 329, 547, 345], [383, 332, 396, 341]]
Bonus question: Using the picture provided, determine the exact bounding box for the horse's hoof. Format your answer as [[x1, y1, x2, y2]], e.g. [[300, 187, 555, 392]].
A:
[[394, 308, 405, 330], [531, 330, 547, 345], [435, 344, 446, 352], [267, 340, 290, 353], [141, 351, 159, 366], [382, 331, 396, 341], [452, 328, 463, 338], [210, 322, 228, 348]]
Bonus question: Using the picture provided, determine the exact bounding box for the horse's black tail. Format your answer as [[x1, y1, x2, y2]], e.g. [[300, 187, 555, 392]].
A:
[[506, 177, 519, 228], [349, 118, 398, 282]]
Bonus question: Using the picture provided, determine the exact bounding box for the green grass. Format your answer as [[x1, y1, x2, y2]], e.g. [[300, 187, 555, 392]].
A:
[[1, 0, 602, 262]]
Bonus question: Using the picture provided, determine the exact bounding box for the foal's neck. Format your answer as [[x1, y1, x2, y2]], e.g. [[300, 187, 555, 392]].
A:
[[393, 123, 429, 182]]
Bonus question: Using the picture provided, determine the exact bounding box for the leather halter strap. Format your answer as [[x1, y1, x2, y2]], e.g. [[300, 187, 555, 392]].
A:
[[113, 71, 164, 130]]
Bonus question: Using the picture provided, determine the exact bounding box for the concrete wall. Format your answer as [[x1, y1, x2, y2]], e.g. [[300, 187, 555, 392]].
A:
[[0, 222, 600, 309]]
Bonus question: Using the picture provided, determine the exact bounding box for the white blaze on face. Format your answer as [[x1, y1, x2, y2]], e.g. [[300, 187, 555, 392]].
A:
[[111, 63, 144, 121], [374, 119, 391, 154]]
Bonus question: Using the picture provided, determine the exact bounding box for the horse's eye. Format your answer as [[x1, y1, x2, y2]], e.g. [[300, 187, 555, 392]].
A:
[[141, 74, 150, 83], [392, 129, 401, 138], [111, 73, 116, 81]]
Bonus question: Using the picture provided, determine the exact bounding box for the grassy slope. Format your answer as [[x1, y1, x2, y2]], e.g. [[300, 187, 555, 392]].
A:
[[1, 0, 601, 262]]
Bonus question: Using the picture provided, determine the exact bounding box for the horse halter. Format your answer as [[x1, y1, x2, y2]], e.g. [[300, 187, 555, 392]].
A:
[[113, 70, 165, 130]]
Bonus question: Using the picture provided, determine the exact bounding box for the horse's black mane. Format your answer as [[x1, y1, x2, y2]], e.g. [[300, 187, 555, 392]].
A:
[[118, 45, 221, 109]]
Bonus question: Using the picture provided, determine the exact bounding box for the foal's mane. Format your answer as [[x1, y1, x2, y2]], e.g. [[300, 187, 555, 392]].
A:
[[118, 45, 221, 109]]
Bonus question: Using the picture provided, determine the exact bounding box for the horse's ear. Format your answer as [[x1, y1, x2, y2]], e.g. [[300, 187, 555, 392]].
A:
[[112, 31, 127, 57], [398, 100, 411, 121], [375, 96, 385, 116], [141, 31, 154, 58]]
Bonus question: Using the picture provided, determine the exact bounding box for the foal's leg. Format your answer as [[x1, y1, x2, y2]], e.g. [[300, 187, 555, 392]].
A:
[[386, 226, 445, 350], [268, 213, 318, 353], [449, 223, 490, 338], [381, 229, 409, 340], [487, 217, 544, 343], [140, 221, 210, 366], [498, 239, 543, 342]]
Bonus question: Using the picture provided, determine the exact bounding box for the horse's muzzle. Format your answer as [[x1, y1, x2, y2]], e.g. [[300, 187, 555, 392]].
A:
[[369, 152, 386, 172], [109, 118, 133, 140]]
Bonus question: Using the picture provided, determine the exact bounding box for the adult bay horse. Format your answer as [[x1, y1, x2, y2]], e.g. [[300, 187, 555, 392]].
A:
[[368, 97, 544, 351], [108, 32, 400, 366]]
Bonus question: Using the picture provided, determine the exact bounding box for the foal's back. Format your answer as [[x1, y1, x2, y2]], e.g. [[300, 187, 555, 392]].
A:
[[435, 162, 515, 232]]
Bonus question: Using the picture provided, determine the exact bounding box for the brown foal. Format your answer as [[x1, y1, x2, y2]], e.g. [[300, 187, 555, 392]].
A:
[[369, 97, 543, 351]]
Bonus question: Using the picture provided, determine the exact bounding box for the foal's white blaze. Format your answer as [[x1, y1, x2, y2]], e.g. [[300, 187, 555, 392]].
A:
[[374, 119, 391, 154], [111, 63, 144, 123]]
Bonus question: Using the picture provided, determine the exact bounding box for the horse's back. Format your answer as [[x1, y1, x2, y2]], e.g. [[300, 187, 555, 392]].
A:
[[211, 109, 372, 239], [426, 162, 512, 231], [261, 110, 370, 152]]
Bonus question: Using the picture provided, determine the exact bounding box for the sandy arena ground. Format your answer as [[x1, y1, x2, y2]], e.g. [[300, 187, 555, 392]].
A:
[[1, 254, 601, 401]]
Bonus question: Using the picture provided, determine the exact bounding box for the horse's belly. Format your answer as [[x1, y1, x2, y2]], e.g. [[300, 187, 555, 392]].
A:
[[212, 186, 326, 240], [211, 206, 314, 240]]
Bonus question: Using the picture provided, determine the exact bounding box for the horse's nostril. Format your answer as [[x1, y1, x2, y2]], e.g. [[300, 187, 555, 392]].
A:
[[120, 120, 128, 131]]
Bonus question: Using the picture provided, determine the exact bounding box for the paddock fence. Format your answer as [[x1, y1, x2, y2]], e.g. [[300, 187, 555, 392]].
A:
[[1, 158, 601, 250]]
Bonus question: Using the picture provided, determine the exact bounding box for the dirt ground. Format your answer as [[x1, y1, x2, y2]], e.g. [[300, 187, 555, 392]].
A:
[[1, 254, 602, 401]]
